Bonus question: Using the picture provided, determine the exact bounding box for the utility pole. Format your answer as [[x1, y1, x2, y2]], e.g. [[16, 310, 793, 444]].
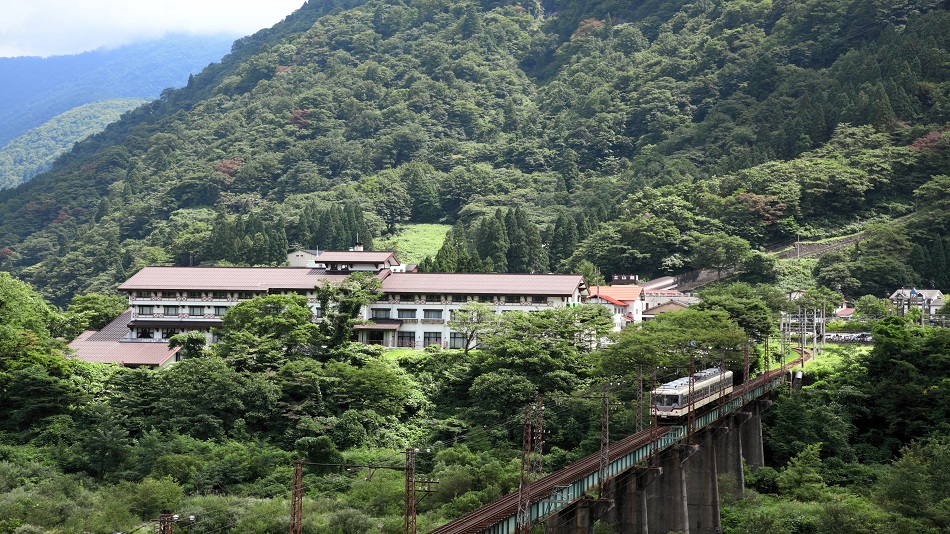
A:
[[516, 395, 544, 534], [291, 456, 434, 534], [649, 367, 660, 468], [404, 449, 417, 534], [158, 514, 174, 534], [636, 366, 644, 433], [290, 460, 303, 534], [687, 353, 697, 445], [598, 382, 611, 499]]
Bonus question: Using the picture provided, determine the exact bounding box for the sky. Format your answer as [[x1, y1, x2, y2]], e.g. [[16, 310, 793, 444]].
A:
[[0, 0, 307, 57]]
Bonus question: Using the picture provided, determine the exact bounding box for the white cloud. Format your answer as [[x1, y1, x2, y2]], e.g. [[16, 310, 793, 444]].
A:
[[0, 0, 306, 57]]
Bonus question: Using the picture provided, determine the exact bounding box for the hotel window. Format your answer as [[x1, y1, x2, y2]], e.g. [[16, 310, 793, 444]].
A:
[[532, 295, 547, 304], [189, 306, 204, 317], [214, 306, 228, 317], [400, 294, 414, 302], [449, 332, 466, 349], [452, 294, 466, 303], [423, 309, 443, 320], [161, 328, 178, 339], [397, 332, 415, 347], [313, 307, 323, 318], [237, 292, 253, 300], [161, 291, 177, 299], [371, 308, 391, 319], [187, 291, 202, 299], [397, 309, 416, 319], [423, 332, 442, 347], [505, 295, 521, 304], [137, 328, 154, 339], [478, 294, 493, 303], [164, 305, 179, 316], [212, 291, 228, 299], [425, 294, 441, 303], [138, 305, 154, 316]]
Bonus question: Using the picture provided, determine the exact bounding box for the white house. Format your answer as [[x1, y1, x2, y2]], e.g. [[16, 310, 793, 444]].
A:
[[889, 288, 945, 316], [585, 285, 645, 330]]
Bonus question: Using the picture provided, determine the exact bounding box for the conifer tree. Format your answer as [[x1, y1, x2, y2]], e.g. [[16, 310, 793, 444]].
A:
[[549, 213, 579, 272], [476, 210, 508, 272]]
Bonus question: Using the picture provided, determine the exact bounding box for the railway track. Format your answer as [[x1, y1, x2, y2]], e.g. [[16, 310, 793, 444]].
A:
[[430, 352, 810, 534]]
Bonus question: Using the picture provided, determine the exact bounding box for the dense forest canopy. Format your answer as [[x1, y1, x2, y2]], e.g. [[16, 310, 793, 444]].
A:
[[0, 98, 147, 189], [1, 0, 950, 531], [0, 0, 948, 305]]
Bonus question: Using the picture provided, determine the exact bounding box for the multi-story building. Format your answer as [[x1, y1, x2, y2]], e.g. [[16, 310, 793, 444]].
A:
[[78, 249, 589, 364], [116, 266, 587, 350]]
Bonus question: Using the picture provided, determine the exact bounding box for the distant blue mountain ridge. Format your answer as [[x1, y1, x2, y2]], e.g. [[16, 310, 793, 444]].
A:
[[0, 34, 237, 147]]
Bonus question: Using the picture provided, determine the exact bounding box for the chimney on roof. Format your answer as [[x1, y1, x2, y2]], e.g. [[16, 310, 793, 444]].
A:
[[353, 242, 364, 251]]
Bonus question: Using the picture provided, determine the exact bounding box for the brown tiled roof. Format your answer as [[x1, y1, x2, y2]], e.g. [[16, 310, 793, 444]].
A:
[[354, 318, 403, 330], [68, 310, 180, 367], [89, 309, 134, 341], [118, 267, 367, 291], [644, 301, 689, 315], [380, 273, 585, 296], [306, 250, 398, 263], [588, 285, 643, 301], [69, 340, 181, 367]]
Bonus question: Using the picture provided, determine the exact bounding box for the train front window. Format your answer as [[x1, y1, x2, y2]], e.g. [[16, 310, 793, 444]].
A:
[[657, 394, 682, 407]]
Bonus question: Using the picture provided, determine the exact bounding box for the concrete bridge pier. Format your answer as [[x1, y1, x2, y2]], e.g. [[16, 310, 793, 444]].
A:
[[646, 445, 690, 534], [739, 401, 769, 470], [715, 414, 747, 499], [685, 430, 720, 534], [605, 465, 661, 533]]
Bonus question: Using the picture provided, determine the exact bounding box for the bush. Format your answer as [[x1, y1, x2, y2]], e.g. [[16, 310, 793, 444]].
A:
[[125, 476, 184, 519]]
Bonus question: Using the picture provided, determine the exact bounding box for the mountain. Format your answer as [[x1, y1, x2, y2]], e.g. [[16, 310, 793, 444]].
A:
[[0, 34, 237, 147], [0, 98, 147, 189], [0, 0, 948, 305]]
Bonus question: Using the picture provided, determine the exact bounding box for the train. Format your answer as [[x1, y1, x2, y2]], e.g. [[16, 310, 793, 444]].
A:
[[651, 367, 734, 420]]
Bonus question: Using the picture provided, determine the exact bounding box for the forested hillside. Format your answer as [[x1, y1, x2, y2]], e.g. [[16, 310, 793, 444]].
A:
[[0, 99, 147, 189], [0, 34, 236, 147], [2, 2, 950, 531], [0, 0, 948, 307]]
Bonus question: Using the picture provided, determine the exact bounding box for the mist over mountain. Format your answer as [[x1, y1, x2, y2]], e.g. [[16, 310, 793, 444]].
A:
[[0, 34, 237, 147]]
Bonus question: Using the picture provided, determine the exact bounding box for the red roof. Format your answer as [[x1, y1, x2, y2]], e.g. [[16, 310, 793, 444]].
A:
[[586, 294, 628, 307], [380, 273, 585, 296], [119, 266, 370, 291], [588, 285, 643, 302]]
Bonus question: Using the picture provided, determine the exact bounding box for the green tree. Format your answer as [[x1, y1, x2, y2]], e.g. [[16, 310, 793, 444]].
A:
[[62, 293, 128, 338], [853, 295, 891, 318], [602, 309, 746, 378], [316, 272, 384, 354], [447, 301, 499, 356], [697, 283, 775, 341], [167, 330, 208, 359], [213, 294, 319, 371], [776, 443, 828, 501], [691, 232, 752, 279]]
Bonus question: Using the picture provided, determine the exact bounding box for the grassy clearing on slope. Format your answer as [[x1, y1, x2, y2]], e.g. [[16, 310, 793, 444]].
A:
[[376, 224, 451, 264]]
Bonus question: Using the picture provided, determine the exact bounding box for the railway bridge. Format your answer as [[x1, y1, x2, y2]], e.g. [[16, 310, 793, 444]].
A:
[[429, 357, 806, 534]]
